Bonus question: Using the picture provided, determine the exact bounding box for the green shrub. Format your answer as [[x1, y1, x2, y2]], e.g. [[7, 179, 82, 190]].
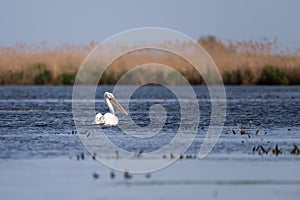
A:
[[99, 70, 116, 85], [285, 67, 300, 85], [7, 70, 24, 84], [257, 65, 288, 85], [242, 68, 255, 85], [57, 73, 76, 85], [24, 63, 52, 84], [222, 69, 243, 85], [34, 70, 52, 84], [179, 68, 204, 85]]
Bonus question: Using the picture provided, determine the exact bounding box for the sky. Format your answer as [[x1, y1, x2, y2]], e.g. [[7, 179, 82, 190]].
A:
[[0, 0, 300, 48]]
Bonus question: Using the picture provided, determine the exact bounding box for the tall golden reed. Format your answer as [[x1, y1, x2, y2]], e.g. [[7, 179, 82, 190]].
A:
[[0, 38, 299, 85]]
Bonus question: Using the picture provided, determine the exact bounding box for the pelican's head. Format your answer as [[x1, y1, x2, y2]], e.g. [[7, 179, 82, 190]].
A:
[[104, 92, 115, 101], [104, 92, 128, 115]]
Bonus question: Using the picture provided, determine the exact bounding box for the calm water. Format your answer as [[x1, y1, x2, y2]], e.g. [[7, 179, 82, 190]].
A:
[[0, 86, 299, 160]]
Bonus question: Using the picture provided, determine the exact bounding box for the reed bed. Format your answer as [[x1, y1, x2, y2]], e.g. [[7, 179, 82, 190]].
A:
[[0, 38, 299, 85]]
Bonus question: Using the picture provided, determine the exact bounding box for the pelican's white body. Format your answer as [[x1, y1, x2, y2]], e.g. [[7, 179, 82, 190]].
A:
[[94, 92, 128, 126], [94, 113, 118, 126]]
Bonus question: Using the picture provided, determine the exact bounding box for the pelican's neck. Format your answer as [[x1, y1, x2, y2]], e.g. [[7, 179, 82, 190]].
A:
[[106, 98, 115, 115]]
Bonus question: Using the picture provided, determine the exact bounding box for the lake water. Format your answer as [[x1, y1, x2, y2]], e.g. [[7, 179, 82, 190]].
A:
[[1, 86, 300, 200], [0, 85, 299, 160]]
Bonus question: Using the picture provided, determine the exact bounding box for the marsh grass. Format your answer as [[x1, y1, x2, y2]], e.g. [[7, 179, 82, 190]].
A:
[[257, 65, 289, 85], [0, 38, 299, 85], [57, 72, 76, 85]]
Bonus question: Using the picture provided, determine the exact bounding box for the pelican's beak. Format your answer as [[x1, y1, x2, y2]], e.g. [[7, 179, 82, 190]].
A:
[[111, 98, 128, 115]]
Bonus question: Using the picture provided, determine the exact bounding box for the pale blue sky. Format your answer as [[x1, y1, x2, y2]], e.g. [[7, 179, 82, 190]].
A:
[[1, 0, 300, 48]]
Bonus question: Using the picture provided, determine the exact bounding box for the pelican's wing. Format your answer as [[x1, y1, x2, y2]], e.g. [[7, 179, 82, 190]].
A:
[[94, 113, 104, 125], [103, 113, 119, 126]]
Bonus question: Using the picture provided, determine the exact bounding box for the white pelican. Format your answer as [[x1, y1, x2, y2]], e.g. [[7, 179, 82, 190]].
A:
[[94, 92, 128, 126]]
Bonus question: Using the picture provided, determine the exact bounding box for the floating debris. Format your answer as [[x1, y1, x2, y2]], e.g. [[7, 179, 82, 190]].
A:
[[110, 171, 115, 179], [86, 132, 91, 137], [115, 150, 119, 159], [230, 128, 236, 135], [76, 153, 86, 161], [92, 172, 99, 179], [170, 153, 175, 159], [260, 145, 268, 154], [184, 155, 196, 159], [238, 127, 247, 135], [193, 122, 197, 130], [92, 152, 96, 160], [249, 120, 253, 128], [255, 145, 260, 152], [291, 144, 300, 155], [78, 129, 88, 135], [80, 153, 85, 160], [272, 145, 281, 156], [252, 145, 270, 155], [137, 150, 143, 158], [124, 171, 132, 179], [145, 173, 151, 179]]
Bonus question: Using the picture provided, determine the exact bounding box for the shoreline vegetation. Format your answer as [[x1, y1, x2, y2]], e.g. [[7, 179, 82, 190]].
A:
[[0, 37, 299, 85]]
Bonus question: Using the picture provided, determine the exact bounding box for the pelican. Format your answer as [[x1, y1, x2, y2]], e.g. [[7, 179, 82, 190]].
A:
[[94, 92, 128, 126]]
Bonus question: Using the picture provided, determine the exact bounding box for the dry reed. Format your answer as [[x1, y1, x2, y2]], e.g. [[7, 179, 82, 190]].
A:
[[0, 37, 299, 85]]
